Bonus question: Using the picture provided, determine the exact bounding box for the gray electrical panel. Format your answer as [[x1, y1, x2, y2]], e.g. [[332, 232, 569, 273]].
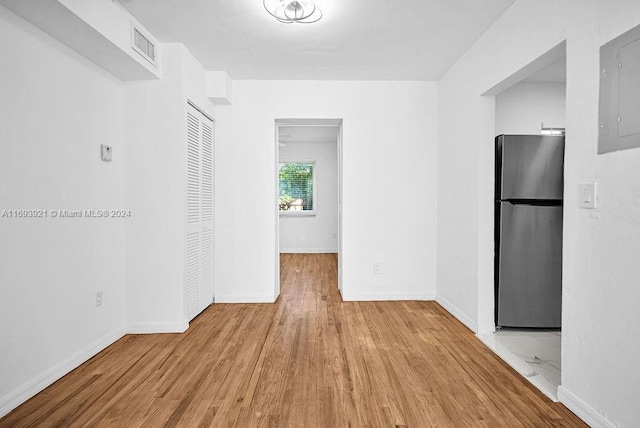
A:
[[599, 24, 640, 154]]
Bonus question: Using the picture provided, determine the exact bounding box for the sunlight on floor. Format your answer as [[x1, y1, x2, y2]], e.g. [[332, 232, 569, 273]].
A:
[[477, 330, 561, 401]]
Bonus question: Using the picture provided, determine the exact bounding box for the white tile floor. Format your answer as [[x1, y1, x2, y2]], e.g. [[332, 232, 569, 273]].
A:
[[477, 329, 561, 401]]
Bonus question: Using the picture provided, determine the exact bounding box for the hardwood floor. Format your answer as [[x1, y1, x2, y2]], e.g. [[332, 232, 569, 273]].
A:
[[1, 253, 585, 427]]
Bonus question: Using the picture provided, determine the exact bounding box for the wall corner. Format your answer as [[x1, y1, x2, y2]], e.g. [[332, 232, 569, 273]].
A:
[[207, 71, 233, 105]]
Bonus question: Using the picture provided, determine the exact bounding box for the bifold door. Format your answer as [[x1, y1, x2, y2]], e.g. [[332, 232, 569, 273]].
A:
[[186, 103, 214, 321]]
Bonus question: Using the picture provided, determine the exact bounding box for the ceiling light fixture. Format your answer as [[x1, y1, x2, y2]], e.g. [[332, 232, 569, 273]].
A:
[[263, 0, 322, 24]]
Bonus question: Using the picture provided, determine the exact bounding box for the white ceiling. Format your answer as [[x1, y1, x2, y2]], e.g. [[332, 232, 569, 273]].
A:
[[120, 0, 515, 80], [279, 126, 338, 144]]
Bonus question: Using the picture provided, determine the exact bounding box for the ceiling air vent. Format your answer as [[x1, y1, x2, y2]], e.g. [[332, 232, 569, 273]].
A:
[[131, 23, 157, 66]]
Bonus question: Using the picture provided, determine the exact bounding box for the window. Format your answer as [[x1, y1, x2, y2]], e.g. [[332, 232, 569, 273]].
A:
[[279, 162, 315, 214]]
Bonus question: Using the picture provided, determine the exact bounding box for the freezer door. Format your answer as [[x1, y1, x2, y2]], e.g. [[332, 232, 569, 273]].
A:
[[497, 202, 562, 328], [498, 135, 564, 200]]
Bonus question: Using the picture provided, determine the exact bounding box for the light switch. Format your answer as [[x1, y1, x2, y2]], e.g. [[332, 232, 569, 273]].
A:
[[578, 183, 597, 209], [101, 144, 112, 162]]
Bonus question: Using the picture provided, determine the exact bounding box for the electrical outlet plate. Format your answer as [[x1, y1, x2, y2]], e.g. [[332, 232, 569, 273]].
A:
[[373, 263, 382, 275], [96, 290, 103, 306], [101, 144, 112, 162]]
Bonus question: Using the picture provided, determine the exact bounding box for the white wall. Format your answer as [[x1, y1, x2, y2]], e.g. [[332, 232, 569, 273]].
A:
[[495, 82, 566, 135], [124, 43, 214, 332], [123, 44, 186, 333], [215, 81, 438, 302], [279, 141, 338, 253], [0, 5, 126, 415], [0, 2, 215, 414], [437, 1, 640, 426]]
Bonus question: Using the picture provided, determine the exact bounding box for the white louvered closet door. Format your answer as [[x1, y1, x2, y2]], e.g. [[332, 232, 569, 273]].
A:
[[186, 103, 214, 321]]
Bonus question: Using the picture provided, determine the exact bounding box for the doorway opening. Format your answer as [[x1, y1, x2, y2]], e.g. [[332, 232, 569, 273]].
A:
[[479, 42, 567, 401], [273, 119, 343, 298]]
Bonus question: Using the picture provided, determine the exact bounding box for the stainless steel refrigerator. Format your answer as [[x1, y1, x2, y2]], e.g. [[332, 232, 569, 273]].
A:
[[495, 135, 564, 328]]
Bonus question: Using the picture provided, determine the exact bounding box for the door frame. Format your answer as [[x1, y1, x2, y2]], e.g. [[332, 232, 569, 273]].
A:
[[274, 118, 344, 298], [481, 41, 567, 334]]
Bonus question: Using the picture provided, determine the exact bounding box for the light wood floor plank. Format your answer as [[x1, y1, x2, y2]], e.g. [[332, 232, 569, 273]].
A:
[[1, 253, 586, 427]]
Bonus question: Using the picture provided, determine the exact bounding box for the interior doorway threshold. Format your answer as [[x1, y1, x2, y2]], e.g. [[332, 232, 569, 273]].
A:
[[477, 329, 561, 402]]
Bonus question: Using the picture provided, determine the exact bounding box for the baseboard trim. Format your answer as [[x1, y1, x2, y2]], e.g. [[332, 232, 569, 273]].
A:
[[0, 327, 126, 419], [279, 249, 338, 254], [341, 292, 435, 302], [435, 294, 478, 333], [557, 386, 615, 428], [215, 294, 277, 304], [127, 321, 189, 334]]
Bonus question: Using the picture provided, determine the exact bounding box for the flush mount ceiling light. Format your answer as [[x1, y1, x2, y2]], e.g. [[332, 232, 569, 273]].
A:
[[263, 0, 322, 24]]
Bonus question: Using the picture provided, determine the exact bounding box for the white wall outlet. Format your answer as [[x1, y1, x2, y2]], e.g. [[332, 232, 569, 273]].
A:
[[579, 182, 597, 209], [332, 232, 337, 238], [373, 262, 382, 275], [95, 290, 103, 307], [101, 144, 112, 162]]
